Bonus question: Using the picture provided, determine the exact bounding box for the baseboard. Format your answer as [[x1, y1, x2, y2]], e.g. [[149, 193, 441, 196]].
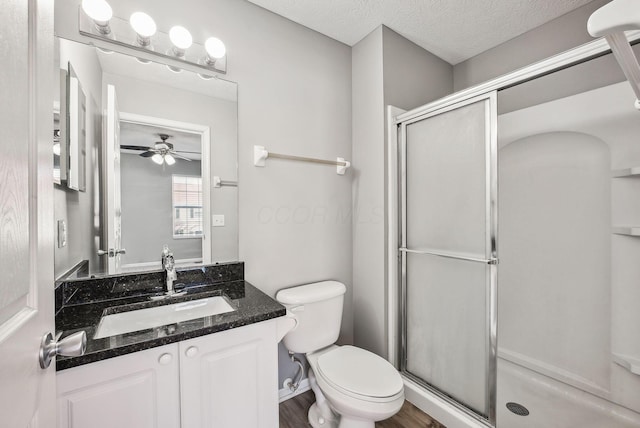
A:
[[278, 378, 311, 403]]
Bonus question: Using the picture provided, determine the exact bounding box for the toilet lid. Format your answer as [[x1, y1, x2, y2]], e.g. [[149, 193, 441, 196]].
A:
[[317, 346, 403, 398]]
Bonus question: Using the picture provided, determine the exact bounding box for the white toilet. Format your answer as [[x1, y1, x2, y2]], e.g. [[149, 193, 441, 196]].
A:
[[276, 281, 404, 428]]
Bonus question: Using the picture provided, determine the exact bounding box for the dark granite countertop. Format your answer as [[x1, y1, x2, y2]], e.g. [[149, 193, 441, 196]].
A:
[[55, 263, 285, 370]]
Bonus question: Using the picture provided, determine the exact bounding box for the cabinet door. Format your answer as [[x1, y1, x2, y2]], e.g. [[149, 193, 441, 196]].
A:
[[180, 321, 279, 428], [57, 343, 180, 428]]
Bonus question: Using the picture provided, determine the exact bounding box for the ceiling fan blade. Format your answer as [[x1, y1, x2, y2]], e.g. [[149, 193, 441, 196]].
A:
[[173, 150, 201, 154], [139, 151, 156, 158], [120, 145, 150, 151], [170, 152, 192, 161]]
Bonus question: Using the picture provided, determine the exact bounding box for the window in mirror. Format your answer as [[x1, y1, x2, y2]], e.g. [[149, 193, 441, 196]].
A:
[[172, 175, 203, 238]]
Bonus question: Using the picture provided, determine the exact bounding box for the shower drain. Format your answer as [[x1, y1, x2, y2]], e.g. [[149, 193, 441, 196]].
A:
[[506, 402, 530, 416]]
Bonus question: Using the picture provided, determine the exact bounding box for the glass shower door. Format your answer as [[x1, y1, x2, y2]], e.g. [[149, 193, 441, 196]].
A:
[[399, 92, 498, 424]]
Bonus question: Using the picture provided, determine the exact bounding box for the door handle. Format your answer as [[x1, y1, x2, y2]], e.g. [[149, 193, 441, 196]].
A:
[[39, 331, 87, 369], [97, 248, 126, 257]]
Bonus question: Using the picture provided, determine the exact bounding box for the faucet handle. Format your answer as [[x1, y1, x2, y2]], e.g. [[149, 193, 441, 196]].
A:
[[162, 245, 172, 268], [166, 254, 175, 269]]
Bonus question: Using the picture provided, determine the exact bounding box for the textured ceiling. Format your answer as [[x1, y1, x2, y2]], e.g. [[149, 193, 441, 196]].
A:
[[246, 0, 595, 64]]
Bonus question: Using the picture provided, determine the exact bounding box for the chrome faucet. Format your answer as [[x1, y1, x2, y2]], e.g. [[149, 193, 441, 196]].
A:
[[161, 245, 178, 295]]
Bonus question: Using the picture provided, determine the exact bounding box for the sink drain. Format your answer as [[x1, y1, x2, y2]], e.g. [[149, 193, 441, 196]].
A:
[[506, 402, 529, 416]]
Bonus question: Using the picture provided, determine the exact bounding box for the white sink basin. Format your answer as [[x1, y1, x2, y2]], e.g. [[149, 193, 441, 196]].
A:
[[94, 296, 235, 339]]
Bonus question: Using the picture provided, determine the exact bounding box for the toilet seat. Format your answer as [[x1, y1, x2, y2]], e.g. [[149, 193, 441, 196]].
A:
[[316, 345, 404, 402]]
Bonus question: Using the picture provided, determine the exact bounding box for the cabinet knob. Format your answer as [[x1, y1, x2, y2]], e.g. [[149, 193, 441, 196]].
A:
[[158, 353, 173, 365], [185, 346, 199, 357]]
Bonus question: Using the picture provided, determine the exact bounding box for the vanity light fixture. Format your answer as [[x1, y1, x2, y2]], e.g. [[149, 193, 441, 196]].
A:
[[169, 26, 193, 57], [78, 1, 228, 75], [81, 0, 113, 35], [129, 12, 156, 47], [167, 26, 192, 72], [203, 37, 226, 65]]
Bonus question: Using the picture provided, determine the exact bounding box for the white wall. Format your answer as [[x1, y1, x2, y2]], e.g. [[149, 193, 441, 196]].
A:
[[55, 39, 103, 278], [382, 27, 454, 111], [351, 27, 385, 357], [119, 154, 203, 264], [499, 131, 611, 393], [352, 26, 453, 358]]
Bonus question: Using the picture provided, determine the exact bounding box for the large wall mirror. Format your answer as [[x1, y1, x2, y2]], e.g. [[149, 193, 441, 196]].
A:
[[53, 37, 238, 279]]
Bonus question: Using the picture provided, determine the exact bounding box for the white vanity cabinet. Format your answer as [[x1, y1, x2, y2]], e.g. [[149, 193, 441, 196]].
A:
[[56, 320, 280, 428], [179, 320, 279, 428], [56, 343, 181, 428]]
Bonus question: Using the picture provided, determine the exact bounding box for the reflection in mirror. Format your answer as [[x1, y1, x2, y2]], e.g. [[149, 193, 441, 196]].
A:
[[53, 44, 67, 186], [53, 111, 62, 185], [54, 37, 238, 279], [68, 63, 87, 192], [117, 121, 206, 272]]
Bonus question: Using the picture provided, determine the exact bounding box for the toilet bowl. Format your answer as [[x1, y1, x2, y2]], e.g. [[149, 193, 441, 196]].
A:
[[276, 281, 405, 428], [306, 345, 404, 428]]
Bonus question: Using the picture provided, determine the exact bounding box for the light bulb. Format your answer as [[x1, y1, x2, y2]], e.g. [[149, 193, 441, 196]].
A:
[[53, 143, 61, 156], [204, 37, 226, 60], [151, 153, 164, 164], [130, 12, 156, 46], [81, 0, 113, 26], [169, 26, 192, 55], [164, 154, 176, 165]]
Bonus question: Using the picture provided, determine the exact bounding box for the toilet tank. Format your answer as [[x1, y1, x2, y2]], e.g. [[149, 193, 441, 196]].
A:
[[276, 281, 346, 354]]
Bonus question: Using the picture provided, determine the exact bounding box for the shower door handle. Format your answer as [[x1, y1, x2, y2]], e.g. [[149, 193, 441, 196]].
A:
[[399, 248, 498, 265]]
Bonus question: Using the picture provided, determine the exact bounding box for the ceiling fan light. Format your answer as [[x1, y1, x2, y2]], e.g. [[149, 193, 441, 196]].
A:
[[164, 154, 176, 165], [151, 153, 164, 164]]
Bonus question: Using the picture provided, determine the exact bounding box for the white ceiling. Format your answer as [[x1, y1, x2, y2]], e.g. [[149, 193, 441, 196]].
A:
[[246, 0, 595, 64]]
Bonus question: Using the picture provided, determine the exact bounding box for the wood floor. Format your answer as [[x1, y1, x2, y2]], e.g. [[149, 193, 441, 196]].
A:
[[279, 390, 446, 428]]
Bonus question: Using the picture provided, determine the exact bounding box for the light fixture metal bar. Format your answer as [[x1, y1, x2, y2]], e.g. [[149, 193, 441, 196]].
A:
[[78, 7, 227, 76]]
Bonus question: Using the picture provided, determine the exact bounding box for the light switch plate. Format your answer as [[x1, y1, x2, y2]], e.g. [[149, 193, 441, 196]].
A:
[[57, 220, 67, 248], [212, 215, 225, 227]]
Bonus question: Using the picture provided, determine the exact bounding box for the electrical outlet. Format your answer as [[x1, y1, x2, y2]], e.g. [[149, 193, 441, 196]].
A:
[[57, 220, 67, 248], [212, 215, 225, 227]]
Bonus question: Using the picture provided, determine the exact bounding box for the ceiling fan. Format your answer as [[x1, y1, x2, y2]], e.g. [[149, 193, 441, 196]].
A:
[[120, 133, 198, 165]]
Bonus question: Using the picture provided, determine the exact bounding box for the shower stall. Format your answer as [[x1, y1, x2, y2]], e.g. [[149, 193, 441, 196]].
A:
[[388, 8, 640, 427]]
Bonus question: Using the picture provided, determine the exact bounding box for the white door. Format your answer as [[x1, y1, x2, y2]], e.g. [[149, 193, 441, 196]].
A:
[[398, 92, 498, 423], [105, 84, 123, 274], [0, 0, 56, 426]]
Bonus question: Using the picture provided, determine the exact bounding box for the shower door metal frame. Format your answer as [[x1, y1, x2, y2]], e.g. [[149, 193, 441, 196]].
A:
[[397, 91, 498, 426]]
